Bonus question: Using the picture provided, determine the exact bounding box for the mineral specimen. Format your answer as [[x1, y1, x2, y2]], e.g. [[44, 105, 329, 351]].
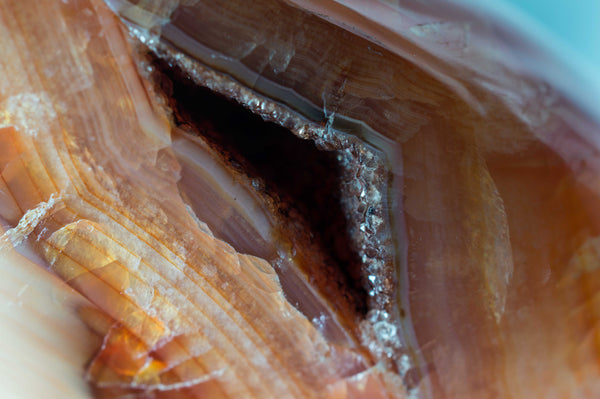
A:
[[1, 0, 599, 398]]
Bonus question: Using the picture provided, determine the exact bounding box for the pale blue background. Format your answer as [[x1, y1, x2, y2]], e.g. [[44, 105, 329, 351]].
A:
[[504, 0, 600, 68], [454, 0, 600, 121]]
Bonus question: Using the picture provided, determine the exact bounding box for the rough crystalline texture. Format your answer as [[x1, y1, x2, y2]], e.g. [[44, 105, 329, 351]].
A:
[[1, 1, 600, 399], [0, 1, 403, 398], [102, 1, 600, 398]]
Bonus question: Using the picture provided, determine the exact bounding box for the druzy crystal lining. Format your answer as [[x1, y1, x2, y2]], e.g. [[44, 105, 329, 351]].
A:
[[126, 24, 415, 377]]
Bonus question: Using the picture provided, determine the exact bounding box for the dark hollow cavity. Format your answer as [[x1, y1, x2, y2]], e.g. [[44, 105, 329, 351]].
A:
[[149, 53, 368, 315]]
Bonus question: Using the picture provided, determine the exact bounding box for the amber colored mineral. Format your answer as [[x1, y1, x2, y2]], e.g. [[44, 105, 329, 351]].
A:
[[1, 0, 600, 399], [0, 0, 401, 398]]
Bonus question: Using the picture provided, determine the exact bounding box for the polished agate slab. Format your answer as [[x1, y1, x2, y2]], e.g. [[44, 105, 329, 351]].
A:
[[1, 0, 600, 398]]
